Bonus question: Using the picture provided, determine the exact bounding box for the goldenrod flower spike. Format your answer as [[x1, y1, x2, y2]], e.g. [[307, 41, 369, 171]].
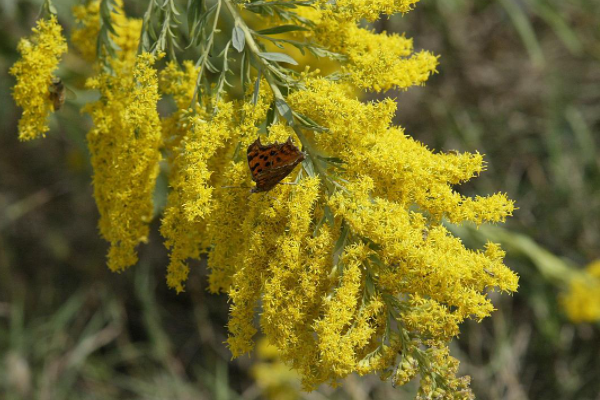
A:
[[83, 3, 162, 272], [9, 0, 521, 396], [10, 16, 67, 141]]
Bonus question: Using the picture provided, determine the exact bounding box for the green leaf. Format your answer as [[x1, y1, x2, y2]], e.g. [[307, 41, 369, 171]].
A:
[[268, 40, 285, 49], [141, 33, 150, 52], [292, 111, 328, 132], [313, 215, 327, 237], [240, 51, 247, 98], [252, 69, 262, 105], [307, 45, 346, 61], [256, 25, 309, 35], [333, 222, 350, 273], [149, 21, 158, 41], [368, 254, 385, 268], [265, 102, 276, 127], [259, 52, 298, 65], [187, 0, 196, 32], [317, 155, 344, 164], [100, 0, 111, 17], [169, 0, 180, 15], [275, 98, 294, 124], [232, 26, 245, 53], [366, 273, 376, 297], [312, 205, 335, 237], [324, 204, 334, 226], [205, 57, 219, 73], [302, 156, 315, 178], [246, 0, 315, 7]]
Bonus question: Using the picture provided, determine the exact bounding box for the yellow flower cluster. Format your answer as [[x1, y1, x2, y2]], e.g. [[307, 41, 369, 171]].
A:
[[320, 0, 418, 21], [82, 4, 162, 272], [10, 16, 67, 141], [71, 0, 141, 64], [10, 0, 520, 395], [161, 105, 235, 292], [148, 72, 517, 391], [289, 78, 515, 224], [562, 260, 600, 323], [71, 0, 100, 62], [324, 21, 438, 91], [415, 347, 473, 400], [199, 78, 515, 390], [293, 6, 438, 91], [159, 73, 275, 292]]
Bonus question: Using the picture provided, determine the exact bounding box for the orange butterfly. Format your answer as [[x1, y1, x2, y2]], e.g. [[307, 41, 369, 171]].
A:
[[247, 137, 306, 193]]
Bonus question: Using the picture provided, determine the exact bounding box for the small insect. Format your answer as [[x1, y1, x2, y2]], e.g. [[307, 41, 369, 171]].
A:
[[247, 137, 306, 193], [48, 77, 75, 111], [483, 268, 495, 278]]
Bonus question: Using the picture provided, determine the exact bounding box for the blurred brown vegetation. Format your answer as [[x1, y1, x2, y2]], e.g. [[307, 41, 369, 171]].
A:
[[1, 0, 599, 399]]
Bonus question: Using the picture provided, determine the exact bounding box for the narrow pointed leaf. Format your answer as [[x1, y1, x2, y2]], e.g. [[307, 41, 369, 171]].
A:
[[252, 69, 262, 105], [259, 52, 298, 65], [256, 25, 309, 35], [232, 26, 245, 52], [275, 98, 294, 124]]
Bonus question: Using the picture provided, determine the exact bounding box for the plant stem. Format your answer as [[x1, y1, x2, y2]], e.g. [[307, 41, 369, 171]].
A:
[[190, 0, 223, 108], [223, 0, 335, 193], [138, 0, 155, 54], [222, 0, 282, 98]]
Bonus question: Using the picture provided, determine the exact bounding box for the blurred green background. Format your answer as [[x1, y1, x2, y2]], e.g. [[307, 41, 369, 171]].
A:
[[1, 0, 599, 399]]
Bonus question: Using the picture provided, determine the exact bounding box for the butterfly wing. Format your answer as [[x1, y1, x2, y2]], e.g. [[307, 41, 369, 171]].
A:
[[247, 138, 305, 192], [66, 87, 77, 100]]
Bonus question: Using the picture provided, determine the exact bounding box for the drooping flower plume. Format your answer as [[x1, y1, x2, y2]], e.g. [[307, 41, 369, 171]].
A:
[[82, 2, 162, 271], [10, 16, 67, 141], [11, 0, 520, 396]]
